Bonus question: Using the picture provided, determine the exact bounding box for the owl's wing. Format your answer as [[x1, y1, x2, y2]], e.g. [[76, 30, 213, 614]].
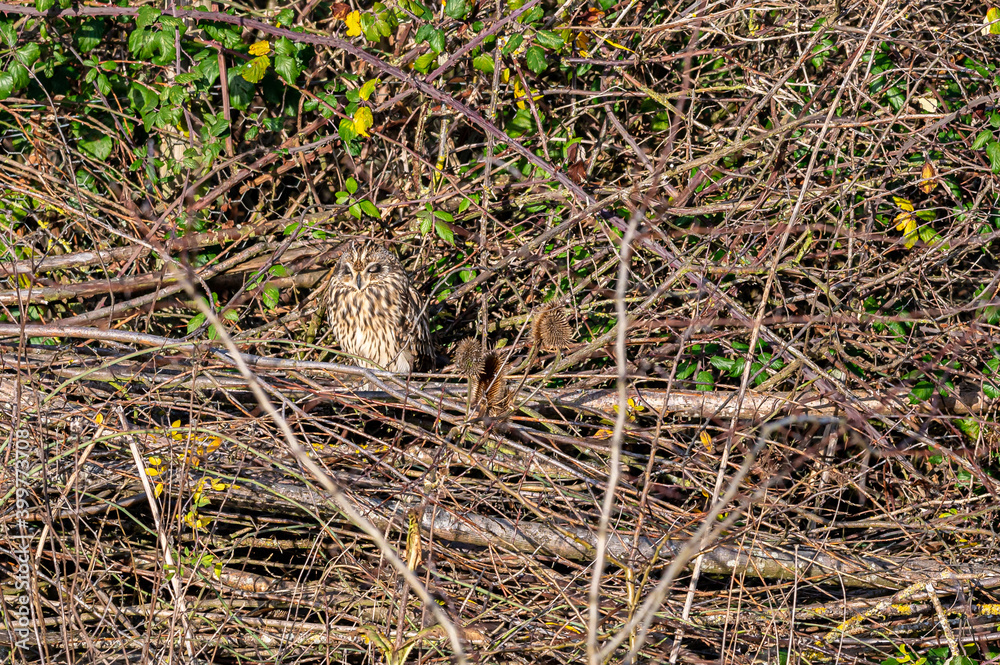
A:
[[399, 284, 434, 370]]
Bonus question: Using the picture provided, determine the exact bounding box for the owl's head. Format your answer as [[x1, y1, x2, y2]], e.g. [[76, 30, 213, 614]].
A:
[[334, 242, 402, 291]]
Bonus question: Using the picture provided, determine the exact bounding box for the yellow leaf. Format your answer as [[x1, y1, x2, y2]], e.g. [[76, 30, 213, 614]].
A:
[[986, 7, 1000, 35], [171, 420, 182, 429], [148, 456, 161, 466], [604, 38, 634, 54], [894, 212, 919, 249], [345, 11, 362, 37], [154, 482, 164, 498], [594, 429, 613, 439], [700, 431, 713, 452], [892, 196, 914, 212], [919, 161, 937, 194], [359, 78, 380, 101], [352, 106, 373, 137], [502, 67, 510, 83], [248, 40, 270, 56], [94, 412, 103, 425], [145, 467, 160, 477], [242, 55, 270, 83]]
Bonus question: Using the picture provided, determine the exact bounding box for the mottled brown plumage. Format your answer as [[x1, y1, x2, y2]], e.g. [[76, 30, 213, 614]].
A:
[[328, 242, 432, 373]]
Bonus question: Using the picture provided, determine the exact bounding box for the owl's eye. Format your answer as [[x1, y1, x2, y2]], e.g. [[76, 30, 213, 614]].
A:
[[367, 264, 380, 274]]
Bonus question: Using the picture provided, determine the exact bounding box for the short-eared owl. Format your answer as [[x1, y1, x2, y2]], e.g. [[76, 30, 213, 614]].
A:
[[328, 242, 433, 374]]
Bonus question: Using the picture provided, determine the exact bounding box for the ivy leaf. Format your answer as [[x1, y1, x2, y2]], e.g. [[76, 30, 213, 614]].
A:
[[352, 106, 373, 137], [473, 53, 494, 73], [79, 134, 113, 161], [525, 45, 547, 74], [136, 6, 161, 29]]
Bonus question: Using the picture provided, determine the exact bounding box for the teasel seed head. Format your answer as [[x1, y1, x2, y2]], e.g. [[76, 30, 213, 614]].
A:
[[453, 337, 485, 378], [531, 303, 572, 352]]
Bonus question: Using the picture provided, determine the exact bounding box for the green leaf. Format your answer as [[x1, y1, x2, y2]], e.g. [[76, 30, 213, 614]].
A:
[[972, 129, 993, 150], [348, 202, 362, 219], [534, 29, 564, 49], [136, 6, 161, 29], [458, 198, 471, 213], [428, 28, 446, 54], [0, 22, 16, 48], [360, 200, 379, 217], [709, 356, 734, 371], [79, 134, 113, 161], [187, 312, 206, 334], [433, 209, 454, 222], [525, 45, 547, 74], [15, 43, 40, 68], [35, 0, 54, 11], [412, 52, 435, 73], [459, 269, 476, 282], [909, 381, 934, 403], [346, 177, 358, 195], [695, 370, 714, 391], [988, 141, 1000, 173], [274, 55, 299, 83], [473, 53, 494, 73], [0, 71, 14, 101], [8, 63, 28, 91], [262, 285, 280, 310], [222, 308, 240, 322], [415, 24, 434, 43], [444, 0, 470, 19], [275, 8, 295, 27], [269, 264, 288, 277], [77, 19, 105, 53], [502, 33, 523, 55], [242, 55, 270, 83], [338, 118, 358, 142], [419, 215, 432, 234], [434, 219, 455, 244]]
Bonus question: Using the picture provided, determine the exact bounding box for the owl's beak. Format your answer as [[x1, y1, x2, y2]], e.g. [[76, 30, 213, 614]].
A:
[[356, 274, 363, 290]]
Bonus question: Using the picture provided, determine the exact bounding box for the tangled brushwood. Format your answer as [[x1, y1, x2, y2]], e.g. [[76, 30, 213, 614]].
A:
[[3, 0, 1000, 663]]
